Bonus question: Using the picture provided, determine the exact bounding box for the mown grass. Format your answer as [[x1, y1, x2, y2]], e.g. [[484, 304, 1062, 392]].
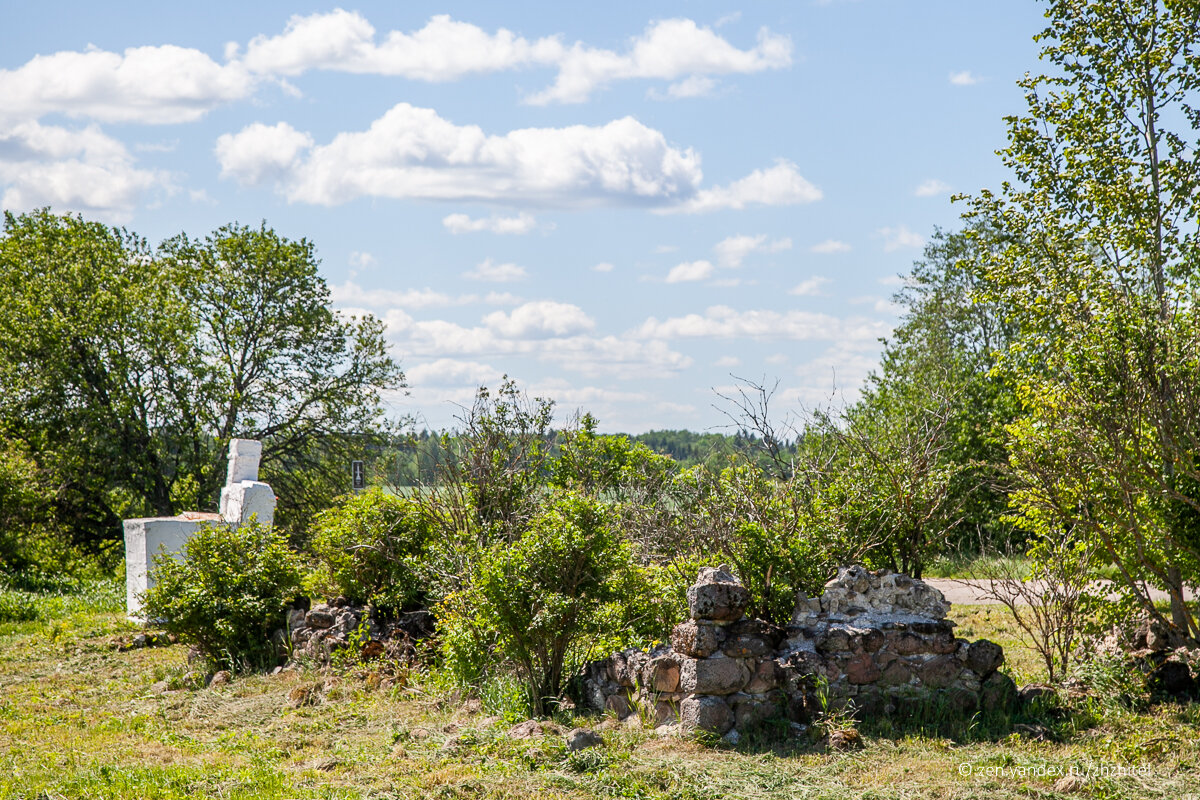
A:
[[1, 585, 1198, 799]]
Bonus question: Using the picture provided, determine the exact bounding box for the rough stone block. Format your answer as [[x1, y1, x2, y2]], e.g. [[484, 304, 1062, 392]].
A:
[[671, 620, 727, 657], [643, 655, 681, 693], [745, 659, 780, 694], [846, 654, 883, 685], [687, 580, 750, 622], [123, 516, 201, 620], [965, 639, 1004, 677], [679, 655, 751, 695], [915, 655, 963, 689], [679, 695, 734, 734]]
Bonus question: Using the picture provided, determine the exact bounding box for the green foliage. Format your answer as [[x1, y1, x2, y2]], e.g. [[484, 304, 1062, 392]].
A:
[[440, 491, 639, 714], [666, 462, 863, 624], [966, 0, 1200, 641], [142, 522, 303, 668], [0, 210, 404, 551], [306, 489, 431, 613], [549, 413, 676, 502]]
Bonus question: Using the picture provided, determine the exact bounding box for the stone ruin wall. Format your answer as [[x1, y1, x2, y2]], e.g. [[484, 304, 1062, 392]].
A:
[[584, 565, 1017, 739]]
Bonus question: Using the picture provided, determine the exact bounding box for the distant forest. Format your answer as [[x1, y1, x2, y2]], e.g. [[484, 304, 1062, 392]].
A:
[[388, 428, 798, 486]]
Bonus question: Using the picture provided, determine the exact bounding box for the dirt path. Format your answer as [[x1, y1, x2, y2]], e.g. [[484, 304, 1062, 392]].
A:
[[924, 578, 1197, 607]]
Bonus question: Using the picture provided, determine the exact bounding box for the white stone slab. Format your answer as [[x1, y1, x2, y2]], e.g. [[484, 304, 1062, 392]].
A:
[[225, 438, 262, 484], [123, 517, 200, 620], [219, 480, 276, 526]]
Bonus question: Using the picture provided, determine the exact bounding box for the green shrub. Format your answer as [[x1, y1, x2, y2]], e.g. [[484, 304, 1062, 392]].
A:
[[306, 489, 432, 613], [439, 491, 637, 715], [142, 521, 303, 669]]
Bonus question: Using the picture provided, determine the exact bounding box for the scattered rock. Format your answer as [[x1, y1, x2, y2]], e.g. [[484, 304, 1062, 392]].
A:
[[1018, 683, 1056, 708], [209, 670, 231, 687], [149, 680, 170, 695], [287, 686, 316, 707], [827, 728, 863, 751], [565, 728, 603, 751], [508, 720, 548, 739], [1013, 723, 1052, 741]]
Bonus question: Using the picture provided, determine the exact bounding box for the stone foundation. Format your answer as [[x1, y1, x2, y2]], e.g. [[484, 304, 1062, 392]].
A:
[[583, 565, 1015, 739]]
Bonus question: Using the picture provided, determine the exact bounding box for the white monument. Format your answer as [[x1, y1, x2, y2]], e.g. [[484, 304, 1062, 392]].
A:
[[123, 438, 276, 620]]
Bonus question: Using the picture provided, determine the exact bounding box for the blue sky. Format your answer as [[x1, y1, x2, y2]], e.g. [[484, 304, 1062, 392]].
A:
[[0, 1, 1047, 433]]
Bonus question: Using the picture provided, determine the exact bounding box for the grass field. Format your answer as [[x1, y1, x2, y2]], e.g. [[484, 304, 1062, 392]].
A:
[[1, 580, 1198, 799]]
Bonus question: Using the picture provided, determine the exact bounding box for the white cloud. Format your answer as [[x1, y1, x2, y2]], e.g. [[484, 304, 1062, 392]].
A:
[[0, 121, 169, 222], [382, 313, 691, 379], [878, 225, 926, 252], [714, 233, 791, 267], [331, 281, 466, 309], [714, 355, 741, 367], [592, 262, 615, 272], [654, 244, 679, 254], [790, 276, 830, 296], [665, 259, 715, 283], [483, 300, 595, 338], [216, 104, 703, 208], [526, 19, 791, 105], [667, 160, 822, 214], [636, 305, 888, 344], [0, 45, 253, 125], [463, 258, 528, 282], [349, 251, 376, 269], [214, 121, 313, 185], [406, 358, 504, 387], [914, 178, 951, 197], [810, 238, 850, 254], [949, 70, 979, 86], [442, 211, 538, 235], [648, 75, 718, 100], [242, 11, 563, 80], [484, 291, 523, 306]]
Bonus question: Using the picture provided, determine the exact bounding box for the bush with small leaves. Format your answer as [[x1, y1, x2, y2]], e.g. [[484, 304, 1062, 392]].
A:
[[142, 521, 303, 669], [306, 489, 432, 614]]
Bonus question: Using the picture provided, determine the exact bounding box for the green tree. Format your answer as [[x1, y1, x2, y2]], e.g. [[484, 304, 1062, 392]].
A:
[[967, 0, 1200, 640], [0, 211, 404, 548]]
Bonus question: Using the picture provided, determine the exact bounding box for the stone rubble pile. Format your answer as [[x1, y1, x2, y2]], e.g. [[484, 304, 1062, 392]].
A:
[[584, 565, 1016, 740], [281, 598, 433, 666]]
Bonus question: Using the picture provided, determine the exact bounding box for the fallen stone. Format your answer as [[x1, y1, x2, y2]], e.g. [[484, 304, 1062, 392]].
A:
[[565, 728, 603, 752], [965, 639, 1004, 677], [209, 670, 232, 687]]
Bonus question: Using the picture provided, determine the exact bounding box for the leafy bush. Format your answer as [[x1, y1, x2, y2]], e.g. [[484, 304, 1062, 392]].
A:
[[306, 489, 432, 613], [142, 522, 303, 668], [440, 491, 638, 714]]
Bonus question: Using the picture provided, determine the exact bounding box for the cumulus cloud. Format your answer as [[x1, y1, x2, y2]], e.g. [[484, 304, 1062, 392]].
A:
[[878, 225, 926, 252], [636, 305, 888, 344], [241, 11, 563, 80], [330, 281, 470, 309], [380, 311, 691, 378], [442, 211, 539, 235], [0, 45, 253, 125], [215, 104, 703, 208], [714, 233, 791, 267], [790, 276, 830, 296], [914, 178, 951, 197], [666, 160, 822, 214], [665, 260, 715, 283], [463, 258, 528, 282], [526, 19, 791, 104], [949, 70, 979, 86], [810, 238, 850, 254], [214, 121, 313, 185], [0, 121, 169, 222], [483, 300, 595, 338]]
